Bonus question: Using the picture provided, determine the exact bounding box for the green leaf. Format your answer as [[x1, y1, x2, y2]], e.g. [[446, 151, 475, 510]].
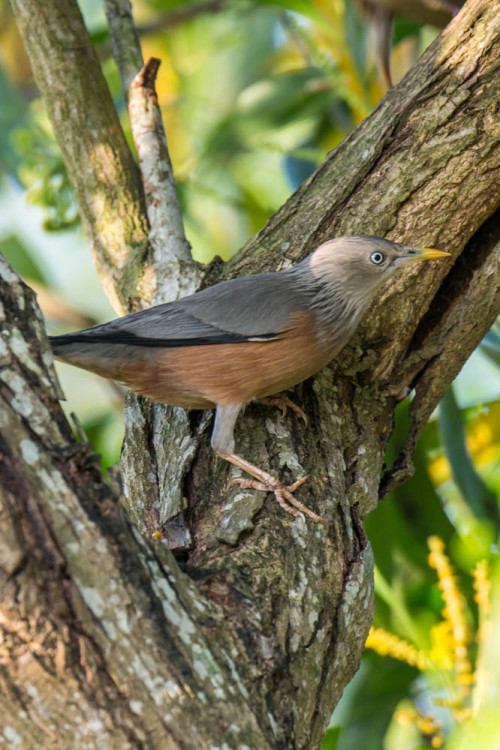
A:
[[479, 318, 500, 369], [321, 726, 342, 750], [0, 235, 46, 283], [438, 386, 499, 529], [330, 657, 415, 750]]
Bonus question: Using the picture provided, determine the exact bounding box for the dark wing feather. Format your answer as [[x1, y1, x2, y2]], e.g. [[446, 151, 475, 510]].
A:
[[50, 270, 312, 350]]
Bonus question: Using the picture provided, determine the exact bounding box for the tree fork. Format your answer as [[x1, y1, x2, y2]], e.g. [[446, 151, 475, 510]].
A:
[[2, 0, 500, 747]]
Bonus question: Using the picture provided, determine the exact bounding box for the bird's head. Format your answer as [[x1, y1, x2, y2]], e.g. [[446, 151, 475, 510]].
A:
[[308, 235, 450, 306]]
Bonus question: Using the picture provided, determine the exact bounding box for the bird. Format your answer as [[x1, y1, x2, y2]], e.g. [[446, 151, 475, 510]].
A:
[[49, 236, 449, 526]]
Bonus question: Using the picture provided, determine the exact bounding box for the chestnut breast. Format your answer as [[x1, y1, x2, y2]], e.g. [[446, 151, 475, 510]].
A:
[[118, 312, 336, 408]]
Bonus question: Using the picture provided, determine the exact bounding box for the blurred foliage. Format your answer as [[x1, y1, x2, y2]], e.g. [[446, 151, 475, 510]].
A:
[[480, 318, 500, 370], [0, 0, 432, 257], [358, 542, 495, 749], [0, 0, 499, 748], [13, 114, 79, 231], [438, 387, 498, 534], [0, 233, 45, 282], [330, 395, 500, 749]]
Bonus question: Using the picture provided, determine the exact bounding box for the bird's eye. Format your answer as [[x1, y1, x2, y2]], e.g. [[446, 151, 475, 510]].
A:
[[370, 251, 385, 265]]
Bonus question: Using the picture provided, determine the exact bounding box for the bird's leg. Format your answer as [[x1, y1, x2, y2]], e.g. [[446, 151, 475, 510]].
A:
[[259, 394, 308, 425], [221, 452, 328, 527], [212, 403, 327, 526]]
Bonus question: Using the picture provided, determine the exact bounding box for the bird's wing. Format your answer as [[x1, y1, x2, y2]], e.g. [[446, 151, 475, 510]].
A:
[[50, 272, 311, 349]]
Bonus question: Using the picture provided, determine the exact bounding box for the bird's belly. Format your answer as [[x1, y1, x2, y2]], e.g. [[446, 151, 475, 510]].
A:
[[118, 324, 337, 408]]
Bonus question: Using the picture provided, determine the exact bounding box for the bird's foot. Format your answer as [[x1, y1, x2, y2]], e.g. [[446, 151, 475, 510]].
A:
[[229, 475, 311, 517], [223, 452, 328, 527], [260, 394, 308, 425]]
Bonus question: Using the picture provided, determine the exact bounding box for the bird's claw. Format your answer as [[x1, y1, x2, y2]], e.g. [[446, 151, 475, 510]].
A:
[[228, 473, 327, 526], [288, 475, 309, 492], [260, 395, 308, 426]]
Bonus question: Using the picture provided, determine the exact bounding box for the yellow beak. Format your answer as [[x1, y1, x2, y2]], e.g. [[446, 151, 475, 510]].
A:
[[415, 247, 451, 260], [392, 246, 450, 268]]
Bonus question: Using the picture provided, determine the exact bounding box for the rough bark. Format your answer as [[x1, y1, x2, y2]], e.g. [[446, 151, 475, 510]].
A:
[[1, 0, 500, 749]]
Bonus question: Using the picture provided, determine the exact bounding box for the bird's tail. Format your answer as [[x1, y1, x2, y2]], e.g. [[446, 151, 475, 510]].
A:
[[49, 333, 95, 363], [49, 333, 79, 357], [49, 333, 126, 380]]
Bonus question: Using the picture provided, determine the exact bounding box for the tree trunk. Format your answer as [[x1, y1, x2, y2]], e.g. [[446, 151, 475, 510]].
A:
[[2, 0, 500, 747]]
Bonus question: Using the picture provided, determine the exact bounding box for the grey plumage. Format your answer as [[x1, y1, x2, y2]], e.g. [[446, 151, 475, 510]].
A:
[[50, 236, 414, 354]]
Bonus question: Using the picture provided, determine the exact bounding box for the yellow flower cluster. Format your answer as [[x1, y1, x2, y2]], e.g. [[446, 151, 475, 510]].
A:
[[365, 627, 430, 671], [428, 621, 454, 669], [395, 706, 444, 747], [473, 559, 491, 620], [428, 536, 473, 694], [472, 558, 493, 716], [365, 536, 493, 746]]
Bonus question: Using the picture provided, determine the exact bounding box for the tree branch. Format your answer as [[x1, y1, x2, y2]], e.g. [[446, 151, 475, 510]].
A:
[[102, 0, 144, 93], [3, 0, 500, 747], [381, 210, 500, 495], [118, 9, 500, 743], [8, 0, 154, 315], [103, 0, 200, 300], [2, 257, 366, 748], [128, 59, 200, 302], [0, 260, 267, 747]]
